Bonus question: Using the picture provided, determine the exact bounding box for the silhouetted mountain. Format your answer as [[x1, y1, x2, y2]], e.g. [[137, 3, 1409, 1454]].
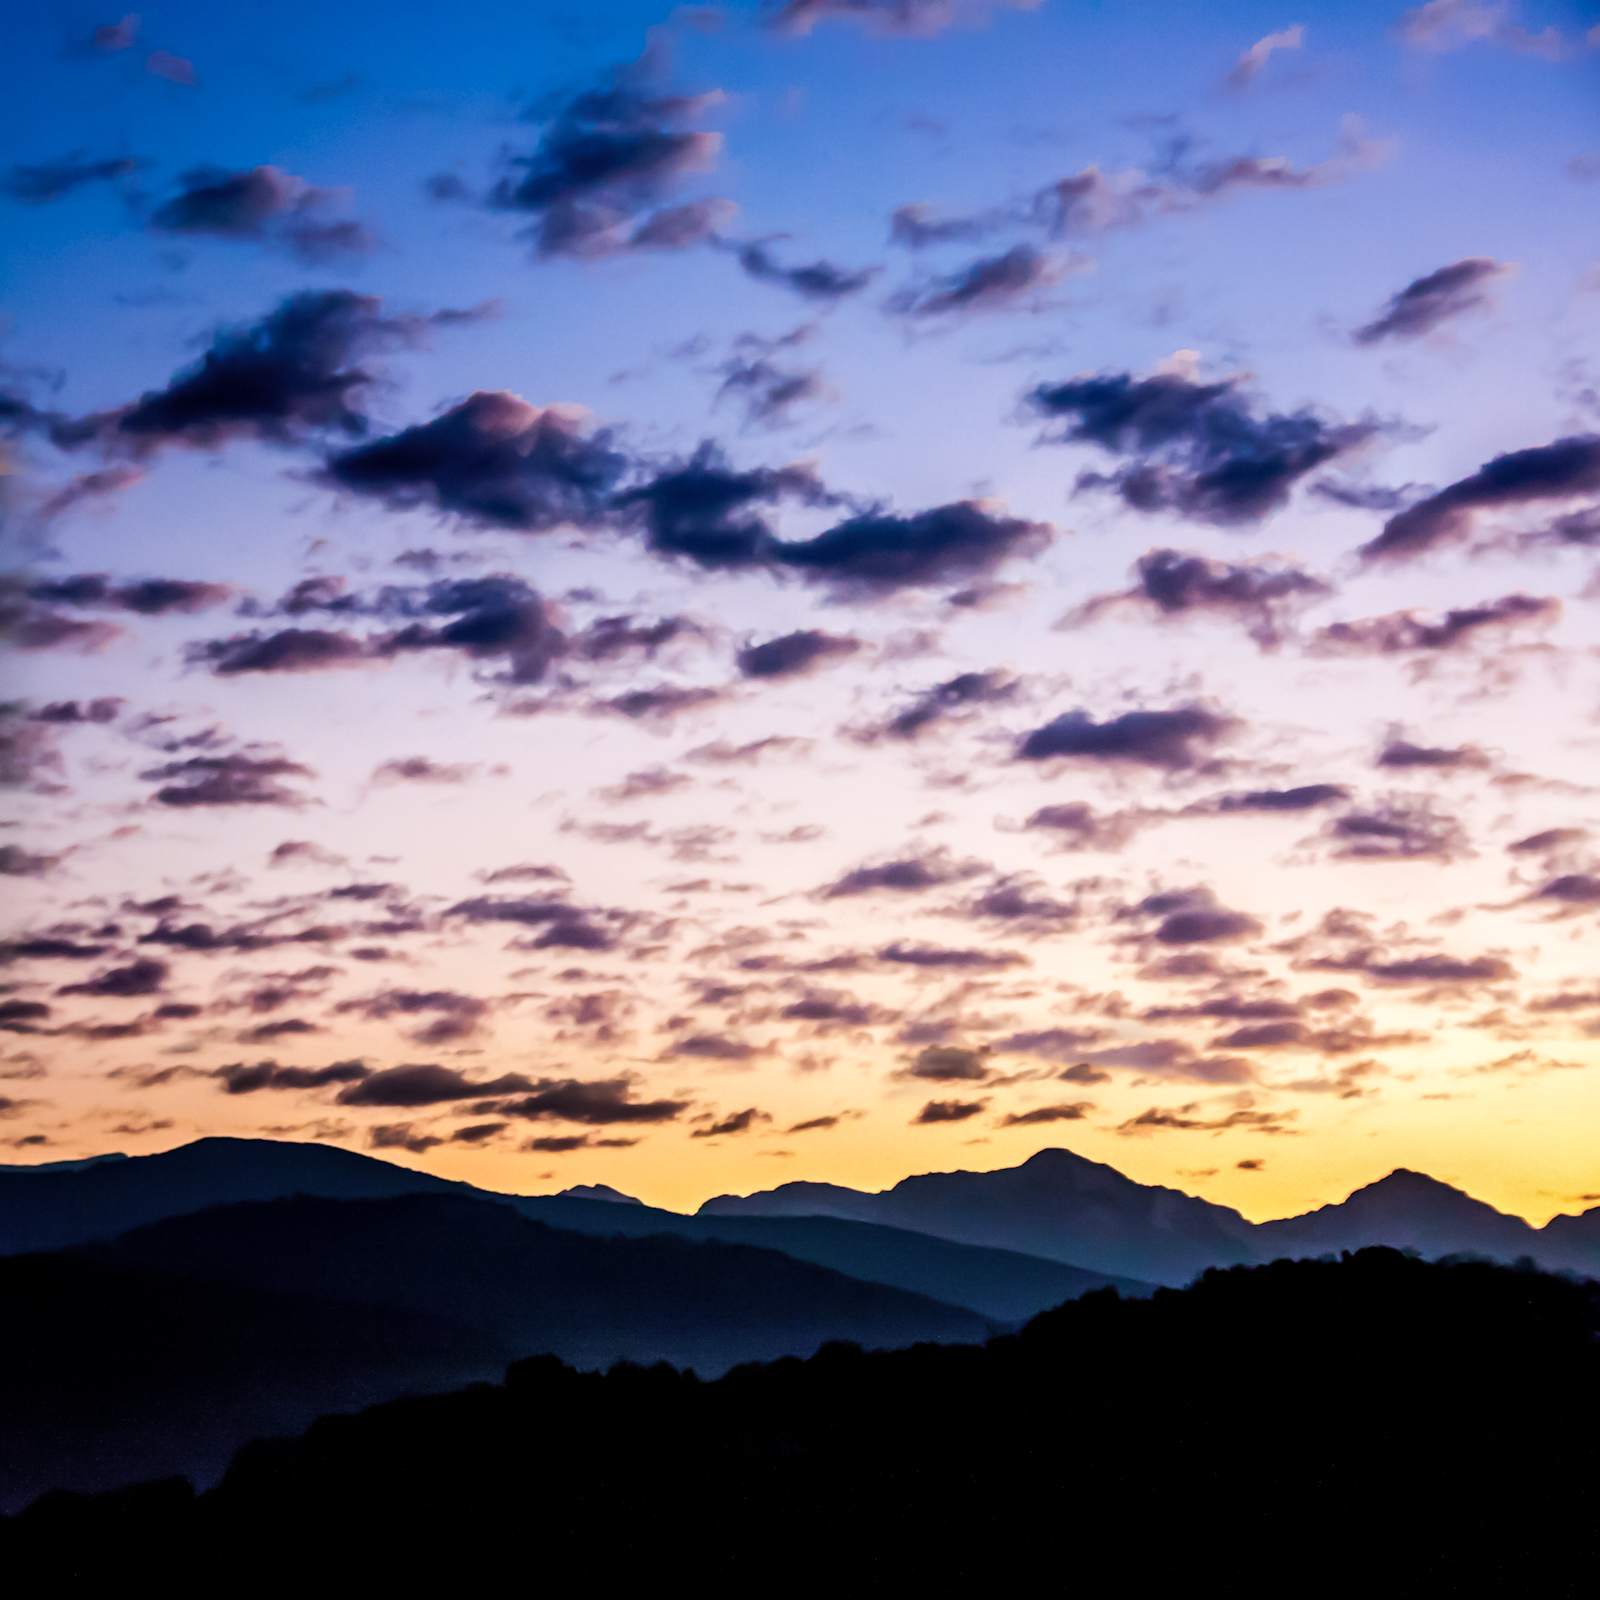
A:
[[702, 1146, 1258, 1285], [555, 1183, 642, 1204], [1254, 1168, 1542, 1263], [702, 1146, 1600, 1283], [0, 1191, 990, 1511], [8, 1250, 1596, 1590], [0, 1137, 472, 1256], [0, 1137, 1149, 1319]]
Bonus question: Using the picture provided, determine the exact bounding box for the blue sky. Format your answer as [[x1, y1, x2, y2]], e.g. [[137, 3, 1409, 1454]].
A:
[[3, 0, 1600, 1219]]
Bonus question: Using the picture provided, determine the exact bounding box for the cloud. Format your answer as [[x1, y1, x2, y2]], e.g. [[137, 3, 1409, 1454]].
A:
[[140, 752, 314, 808], [58, 957, 168, 997], [888, 204, 990, 249], [191, 629, 371, 675], [690, 1106, 771, 1137], [857, 670, 1018, 743], [913, 1097, 989, 1123], [65, 291, 462, 457], [1364, 953, 1515, 986], [1226, 25, 1305, 88], [215, 1059, 369, 1094], [1394, 0, 1569, 59], [150, 165, 375, 262], [823, 845, 987, 898], [1324, 796, 1471, 862], [959, 872, 1080, 933], [781, 990, 891, 1029], [324, 391, 628, 533], [0, 846, 60, 878], [336, 1062, 532, 1107], [905, 1045, 991, 1081], [670, 1032, 764, 1061], [1307, 593, 1559, 654], [1199, 784, 1350, 813], [735, 241, 878, 302], [888, 245, 1085, 317], [715, 333, 827, 429], [27, 574, 233, 615], [620, 444, 838, 568], [764, 0, 1041, 36], [787, 1114, 843, 1132], [334, 988, 490, 1043], [1375, 738, 1487, 771], [1118, 1103, 1299, 1135], [1016, 704, 1235, 769], [1359, 437, 1600, 563], [595, 685, 727, 723], [367, 1123, 444, 1153], [1022, 802, 1151, 853], [28, 698, 123, 724], [1059, 548, 1330, 650], [1031, 365, 1383, 526], [1353, 258, 1514, 345], [489, 59, 726, 258], [877, 941, 1025, 970], [777, 499, 1053, 593], [475, 1075, 690, 1123], [446, 893, 623, 951], [737, 630, 862, 679], [146, 50, 198, 85], [1133, 887, 1262, 946], [2, 153, 142, 204], [998, 1101, 1093, 1125], [371, 757, 478, 785]]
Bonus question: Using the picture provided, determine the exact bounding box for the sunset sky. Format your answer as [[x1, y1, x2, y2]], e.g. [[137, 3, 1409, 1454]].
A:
[[4, 0, 1599, 1224]]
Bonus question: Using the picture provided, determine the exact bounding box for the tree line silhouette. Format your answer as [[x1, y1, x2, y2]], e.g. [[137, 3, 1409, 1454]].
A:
[[6, 1248, 1596, 1590]]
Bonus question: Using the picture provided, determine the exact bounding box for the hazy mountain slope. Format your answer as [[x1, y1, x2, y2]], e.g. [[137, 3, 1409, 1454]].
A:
[[703, 1147, 1258, 1286], [509, 1195, 1153, 1319], [89, 1192, 993, 1373]]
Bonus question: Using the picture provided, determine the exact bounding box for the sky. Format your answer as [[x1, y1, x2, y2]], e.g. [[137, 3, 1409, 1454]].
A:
[[3, 0, 1599, 1223]]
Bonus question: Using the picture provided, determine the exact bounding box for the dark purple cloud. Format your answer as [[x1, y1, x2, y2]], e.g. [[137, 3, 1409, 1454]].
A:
[[888, 245, 1074, 317], [999, 1102, 1092, 1126], [1359, 436, 1600, 563], [877, 941, 1025, 970], [691, 1107, 771, 1138], [777, 500, 1052, 593], [1353, 257, 1511, 345], [68, 291, 446, 456], [324, 391, 627, 532], [190, 628, 370, 675], [860, 670, 1017, 743], [58, 957, 167, 997], [337, 1062, 534, 1107], [737, 630, 861, 679], [489, 66, 725, 259], [1376, 739, 1487, 771], [1061, 548, 1330, 649], [27, 574, 233, 615], [1203, 784, 1350, 813], [823, 846, 987, 898], [477, 1075, 690, 1123], [150, 165, 375, 262], [766, 0, 1035, 35], [1, 153, 142, 204], [1308, 593, 1558, 655], [1030, 368, 1381, 525], [1022, 802, 1148, 853], [1325, 797, 1471, 862], [1132, 888, 1261, 946], [735, 241, 878, 302], [913, 1097, 987, 1123], [1017, 704, 1234, 768], [141, 752, 313, 808], [446, 893, 622, 952], [334, 989, 490, 1043], [215, 1059, 369, 1094]]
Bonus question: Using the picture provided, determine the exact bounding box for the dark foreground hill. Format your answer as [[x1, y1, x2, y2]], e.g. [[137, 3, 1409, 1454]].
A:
[[0, 1192, 989, 1511], [0, 1136, 1150, 1319], [8, 1250, 1596, 1592]]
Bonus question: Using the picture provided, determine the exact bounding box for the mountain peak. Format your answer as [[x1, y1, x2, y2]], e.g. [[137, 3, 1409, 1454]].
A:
[[557, 1184, 643, 1206]]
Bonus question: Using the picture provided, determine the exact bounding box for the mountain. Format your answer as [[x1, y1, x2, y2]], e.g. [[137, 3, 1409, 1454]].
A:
[[555, 1183, 643, 1204], [702, 1146, 1259, 1286], [0, 1137, 472, 1256], [1254, 1169, 1541, 1262], [0, 1191, 990, 1510], [0, 1136, 1149, 1320], [701, 1148, 1600, 1284], [510, 1194, 1151, 1319]]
